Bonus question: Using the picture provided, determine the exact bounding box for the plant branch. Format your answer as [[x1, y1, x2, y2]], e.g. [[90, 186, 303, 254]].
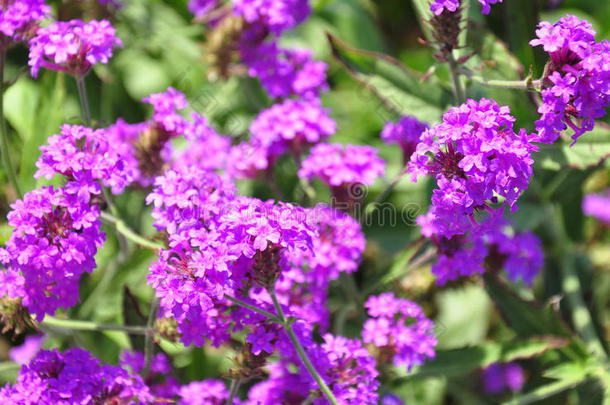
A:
[[226, 378, 241, 405], [224, 294, 280, 322], [458, 68, 542, 91], [142, 297, 160, 376], [40, 316, 148, 335], [75, 75, 91, 126], [100, 211, 164, 251], [447, 52, 465, 104]]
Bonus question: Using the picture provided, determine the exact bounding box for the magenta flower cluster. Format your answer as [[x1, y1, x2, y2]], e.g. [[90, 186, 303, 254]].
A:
[[380, 115, 428, 163], [0, 0, 49, 45], [431, 0, 502, 15], [28, 19, 122, 77], [583, 189, 610, 224], [531, 15, 610, 143], [482, 362, 525, 394]]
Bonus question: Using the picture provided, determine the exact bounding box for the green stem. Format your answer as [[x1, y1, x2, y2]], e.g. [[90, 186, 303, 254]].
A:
[[268, 287, 339, 405], [0, 48, 22, 198], [41, 316, 148, 335], [142, 297, 159, 376], [100, 211, 164, 251], [447, 52, 465, 104], [224, 294, 280, 322], [226, 378, 241, 405], [76, 75, 91, 126], [458, 68, 542, 91]]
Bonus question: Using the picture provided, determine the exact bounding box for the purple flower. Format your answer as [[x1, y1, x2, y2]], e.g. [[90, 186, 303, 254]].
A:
[[247, 325, 277, 355], [250, 98, 336, 158], [179, 379, 234, 405], [232, 0, 310, 35], [363, 293, 437, 370], [242, 41, 328, 99], [430, 0, 501, 15], [408, 98, 536, 239], [483, 362, 524, 394], [120, 350, 179, 399], [583, 189, 610, 224], [227, 141, 272, 179], [530, 15, 610, 143], [188, 0, 218, 19], [0, 186, 104, 320], [143, 86, 189, 134], [8, 334, 44, 365], [36, 124, 137, 196], [380, 116, 428, 164], [28, 19, 122, 77], [299, 142, 386, 188], [382, 394, 405, 405], [0, 348, 152, 404], [0, 0, 49, 45]]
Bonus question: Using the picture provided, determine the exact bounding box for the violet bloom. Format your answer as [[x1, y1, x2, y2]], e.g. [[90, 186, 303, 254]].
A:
[[363, 292, 437, 370], [28, 19, 122, 78], [242, 41, 328, 99], [0, 186, 104, 320], [36, 124, 137, 196], [8, 334, 44, 365], [179, 380, 235, 405], [232, 0, 310, 35], [430, 0, 501, 15], [143, 86, 189, 134], [483, 362, 524, 394], [227, 140, 272, 179], [176, 113, 232, 172], [380, 116, 428, 164], [299, 143, 385, 209], [583, 190, 610, 224], [0, 0, 49, 46], [120, 350, 180, 399], [408, 98, 536, 239], [0, 348, 152, 404], [250, 98, 336, 158], [188, 0, 218, 19], [530, 15, 610, 143]]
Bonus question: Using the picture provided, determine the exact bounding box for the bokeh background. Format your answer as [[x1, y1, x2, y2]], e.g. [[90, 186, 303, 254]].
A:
[[1, 0, 610, 403]]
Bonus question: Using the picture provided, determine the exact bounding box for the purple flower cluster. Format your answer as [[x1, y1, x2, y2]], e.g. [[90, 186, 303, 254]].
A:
[[247, 328, 379, 404], [242, 41, 328, 99], [188, 0, 218, 19], [0, 348, 152, 403], [36, 124, 137, 196], [28, 19, 122, 77], [230, 98, 336, 179], [0, 186, 104, 320], [0, 0, 49, 45], [430, 0, 501, 15], [299, 143, 386, 188], [381, 115, 428, 164], [232, 0, 310, 35], [408, 98, 536, 239], [120, 350, 180, 399], [531, 15, 610, 143], [363, 293, 437, 370], [179, 379, 234, 405], [583, 189, 610, 224], [482, 362, 525, 394]]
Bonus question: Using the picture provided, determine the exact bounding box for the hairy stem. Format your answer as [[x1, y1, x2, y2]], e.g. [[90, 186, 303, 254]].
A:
[[100, 211, 164, 251], [75, 75, 91, 126], [0, 48, 22, 198], [226, 378, 241, 405], [142, 297, 160, 376], [268, 286, 339, 405], [447, 52, 465, 104]]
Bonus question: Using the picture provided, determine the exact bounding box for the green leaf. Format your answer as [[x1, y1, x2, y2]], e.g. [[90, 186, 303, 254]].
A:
[[394, 338, 568, 382], [483, 274, 572, 338], [502, 376, 588, 405], [537, 124, 610, 171], [327, 33, 451, 124]]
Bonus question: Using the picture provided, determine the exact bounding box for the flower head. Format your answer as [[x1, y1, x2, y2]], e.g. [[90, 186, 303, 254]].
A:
[[28, 19, 122, 77], [583, 189, 610, 224], [0, 0, 49, 45], [381, 116, 428, 164], [232, 0, 310, 35]]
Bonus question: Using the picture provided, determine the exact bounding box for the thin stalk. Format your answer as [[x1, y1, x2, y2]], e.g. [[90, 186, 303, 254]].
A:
[[224, 294, 280, 322], [75, 75, 91, 126], [447, 52, 465, 104], [142, 297, 160, 377], [226, 378, 241, 405], [458, 68, 542, 91], [41, 316, 148, 334], [0, 48, 22, 198], [100, 211, 164, 251], [268, 287, 339, 405]]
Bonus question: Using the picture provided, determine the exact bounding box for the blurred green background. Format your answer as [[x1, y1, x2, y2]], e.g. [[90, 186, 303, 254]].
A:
[[1, 0, 610, 403]]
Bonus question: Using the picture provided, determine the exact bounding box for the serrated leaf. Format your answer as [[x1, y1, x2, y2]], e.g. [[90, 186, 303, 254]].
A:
[[394, 337, 568, 382], [327, 33, 451, 124]]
